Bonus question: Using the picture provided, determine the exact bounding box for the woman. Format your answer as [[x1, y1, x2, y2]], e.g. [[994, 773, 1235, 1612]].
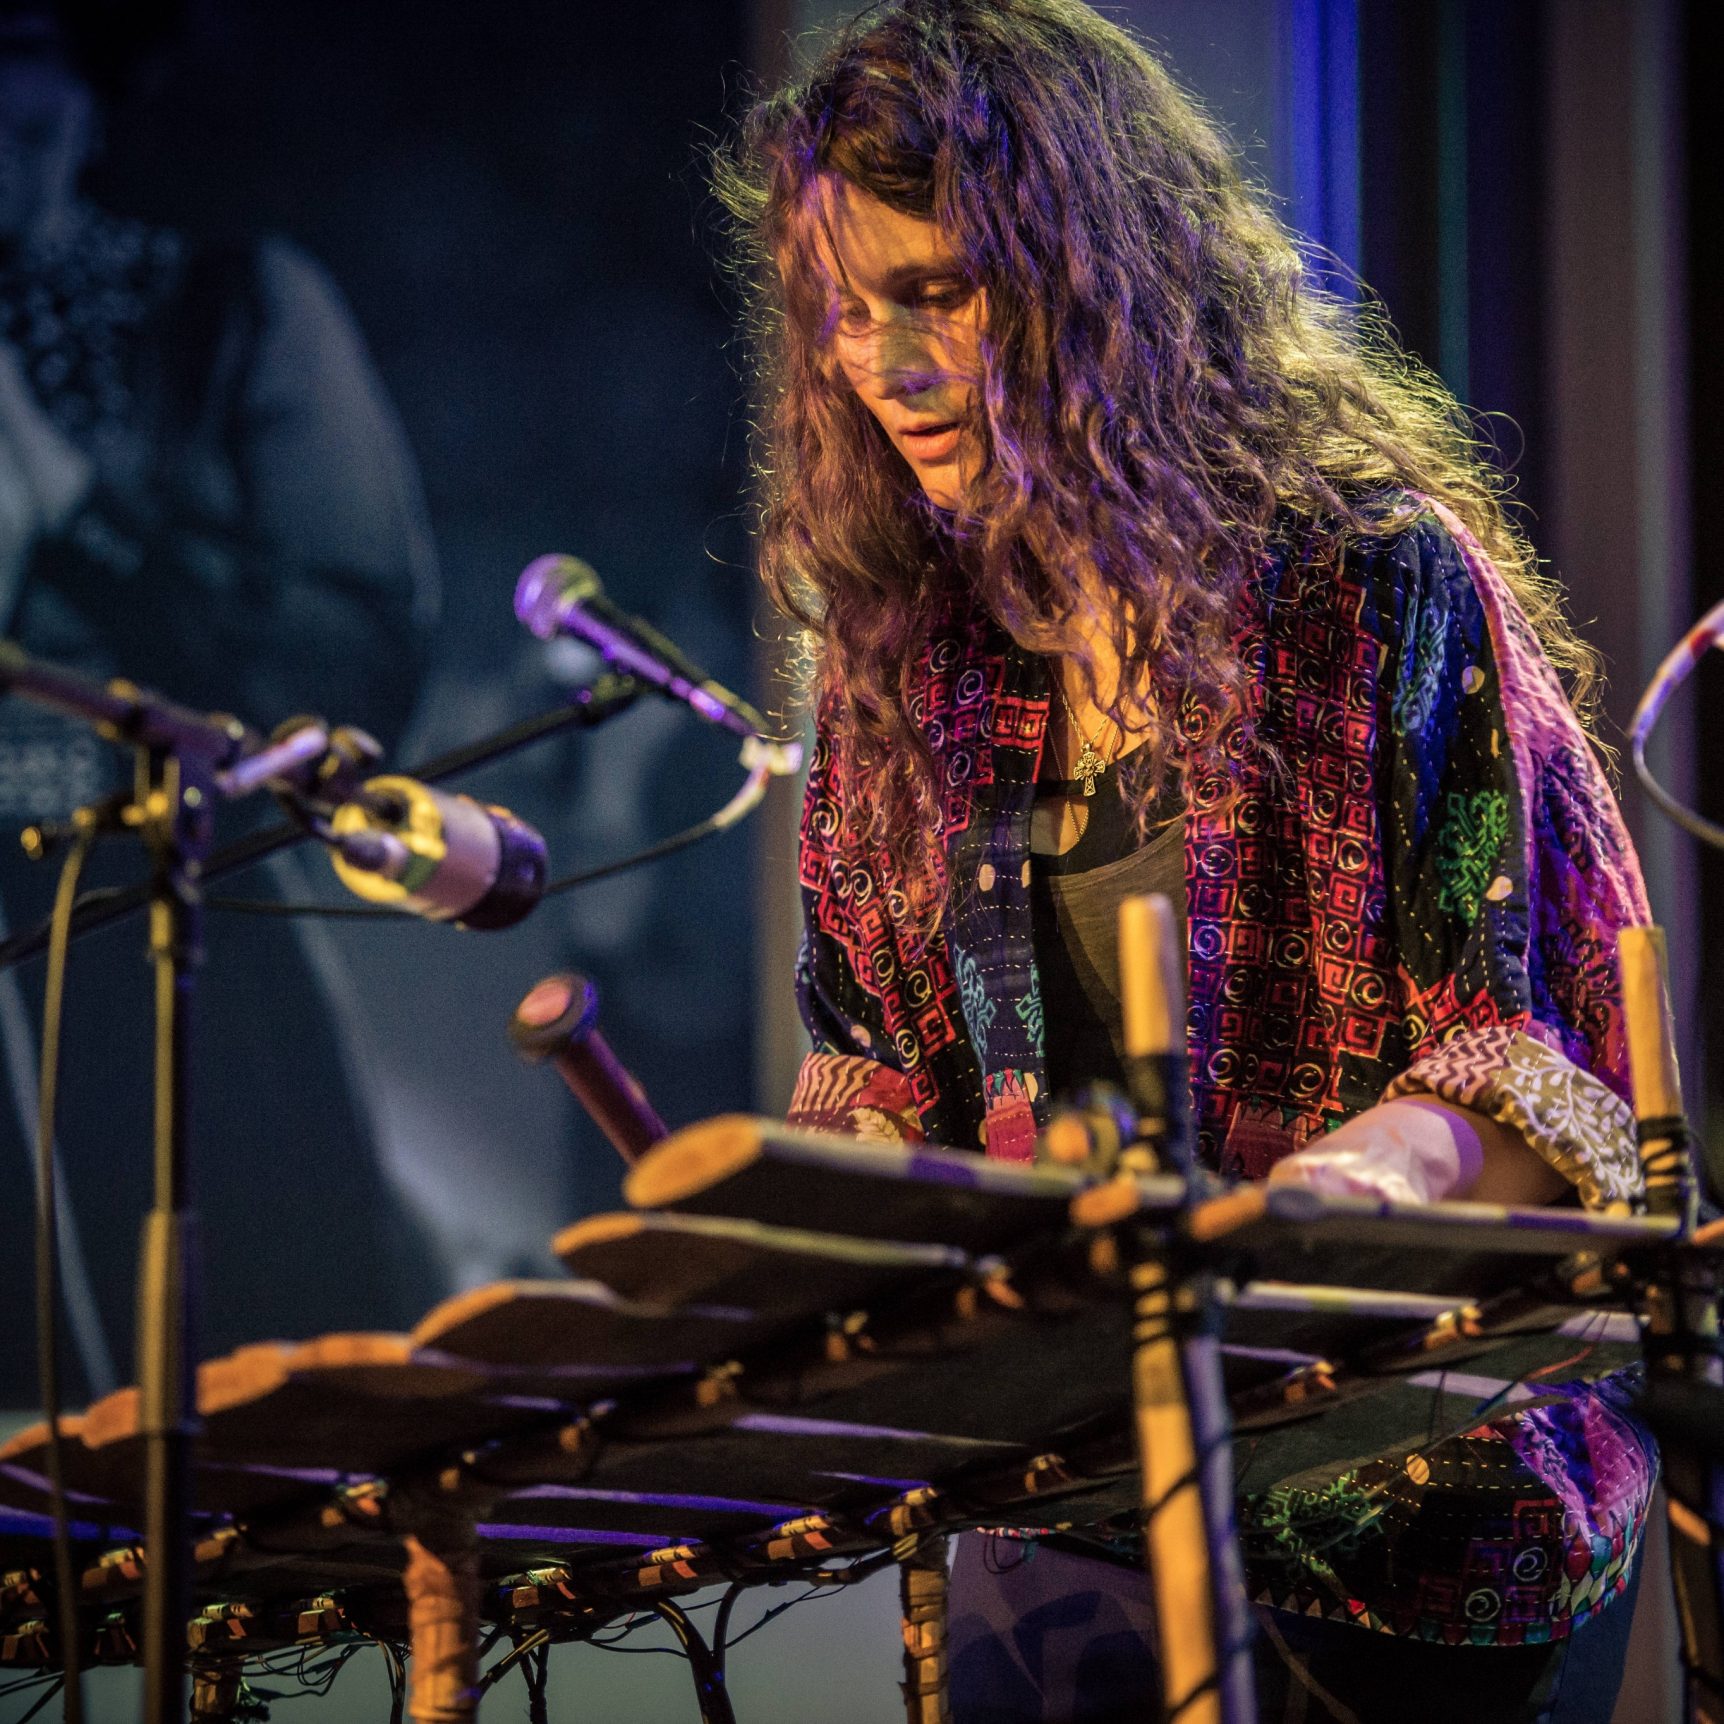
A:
[[720, 2, 1655, 1718]]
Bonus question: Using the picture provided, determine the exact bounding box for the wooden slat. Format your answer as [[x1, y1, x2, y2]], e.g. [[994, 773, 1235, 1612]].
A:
[[623, 1115, 1087, 1250], [411, 1279, 765, 1377], [553, 1211, 966, 1315]]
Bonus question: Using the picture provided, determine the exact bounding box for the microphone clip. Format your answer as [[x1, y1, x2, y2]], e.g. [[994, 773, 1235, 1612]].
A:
[[740, 732, 805, 779]]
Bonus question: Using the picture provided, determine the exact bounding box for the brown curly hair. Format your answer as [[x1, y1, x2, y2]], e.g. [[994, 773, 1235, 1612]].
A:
[[717, 0, 1598, 918]]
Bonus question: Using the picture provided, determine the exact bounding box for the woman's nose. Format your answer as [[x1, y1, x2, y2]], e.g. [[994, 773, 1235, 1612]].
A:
[[870, 319, 947, 399]]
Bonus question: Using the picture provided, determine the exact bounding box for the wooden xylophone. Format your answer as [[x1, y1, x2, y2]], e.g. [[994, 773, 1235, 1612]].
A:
[[3, 1114, 1720, 1723]]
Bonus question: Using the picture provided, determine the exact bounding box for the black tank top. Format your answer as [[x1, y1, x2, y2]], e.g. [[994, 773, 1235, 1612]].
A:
[[1028, 759, 1187, 1100]]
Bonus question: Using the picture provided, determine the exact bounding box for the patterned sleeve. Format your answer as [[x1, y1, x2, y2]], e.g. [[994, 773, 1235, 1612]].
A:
[[784, 724, 925, 1144], [1364, 503, 1650, 1208]]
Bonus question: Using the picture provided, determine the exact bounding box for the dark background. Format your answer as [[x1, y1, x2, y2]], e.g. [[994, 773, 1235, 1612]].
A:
[[10, 0, 771, 1380]]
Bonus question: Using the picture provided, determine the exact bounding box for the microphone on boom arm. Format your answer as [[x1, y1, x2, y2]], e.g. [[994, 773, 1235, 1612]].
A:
[[327, 776, 549, 931], [322, 554, 802, 931], [514, 555, 778, 745]]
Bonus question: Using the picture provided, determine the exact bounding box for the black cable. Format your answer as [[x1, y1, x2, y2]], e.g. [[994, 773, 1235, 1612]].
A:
[[202, 787, 748, 920], [477, 1626, 552, 1691], [12, 1678, 65, 1723], [540, 802, 741, 897], [715, 1581, 846, 1654], [34, 824, 95, 1724], [0, 1675, 60, 1697], [649, 1598, 735, 1724], [711, 1580, 745, 1672], [374, 1637, 406, 1724], [525, 1642, 551, 1724], [980, 1535, 1036, 1575]]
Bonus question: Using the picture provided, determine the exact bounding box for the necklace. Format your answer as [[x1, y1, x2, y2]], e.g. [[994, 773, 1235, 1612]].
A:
[[1049, 675, 1113, 797]]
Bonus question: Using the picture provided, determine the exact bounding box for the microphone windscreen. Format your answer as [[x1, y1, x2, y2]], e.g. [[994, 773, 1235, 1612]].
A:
[[515, 554, 605, 640]]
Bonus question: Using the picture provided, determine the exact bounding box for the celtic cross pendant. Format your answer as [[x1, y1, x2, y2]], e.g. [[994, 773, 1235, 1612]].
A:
[[1074, 737, 1104, 796]]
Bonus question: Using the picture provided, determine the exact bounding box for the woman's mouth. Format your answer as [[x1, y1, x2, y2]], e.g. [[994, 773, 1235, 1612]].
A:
[[899, 420, 962, 461]]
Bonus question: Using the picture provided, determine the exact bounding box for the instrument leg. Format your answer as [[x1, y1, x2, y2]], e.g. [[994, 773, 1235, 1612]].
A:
[[403, 1529, 481, 1723], [898, 1534, 951, 1724], [1619, 928, 1724, 1719], [1644, 1278, 1724, 1724], [1131, 1256, 1256, 1724], [1662, 1456, 1724, 1724], [188, 1660, 243, 1720]]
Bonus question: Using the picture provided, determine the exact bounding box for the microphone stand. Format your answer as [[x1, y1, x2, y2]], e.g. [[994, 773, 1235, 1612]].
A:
[[0, 642, 643, 1718], [0, 645, 247, 1722], [0, 671, 644, 974], [135, 740, 210, 1724]]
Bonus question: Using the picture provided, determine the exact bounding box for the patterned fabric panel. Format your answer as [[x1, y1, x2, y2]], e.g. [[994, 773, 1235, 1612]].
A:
[[785, 1051, 923, 1142], [795, 606, 1048, 1155], [1385, 1029, 1641, 1208], [1237, 1372, 1655, 1644], [1423, 500, 1650, 1100]]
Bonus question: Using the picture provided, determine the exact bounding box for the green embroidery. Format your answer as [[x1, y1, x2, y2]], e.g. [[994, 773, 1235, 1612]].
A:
[[955, 948, 997, 1047], [1392, 584, 1448, 739], [1434, 789, 1510, 921], [1015, 978, 1044, 1058], [1238, 1469, 1389, 1605]]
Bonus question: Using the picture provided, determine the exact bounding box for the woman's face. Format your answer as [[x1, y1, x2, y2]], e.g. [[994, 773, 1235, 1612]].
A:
[[816, 179, 984, 510]]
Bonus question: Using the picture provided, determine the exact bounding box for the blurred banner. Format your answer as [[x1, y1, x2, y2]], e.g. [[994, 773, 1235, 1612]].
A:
[[0, 0, 761, 1403]]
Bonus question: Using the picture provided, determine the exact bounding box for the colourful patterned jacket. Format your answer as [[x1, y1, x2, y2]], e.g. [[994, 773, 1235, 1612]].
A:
[[787, 500, 1656, 1643]]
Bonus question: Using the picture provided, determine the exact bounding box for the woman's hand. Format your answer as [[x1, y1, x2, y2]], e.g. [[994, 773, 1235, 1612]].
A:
[[1267, 1096, 1570, 1206]]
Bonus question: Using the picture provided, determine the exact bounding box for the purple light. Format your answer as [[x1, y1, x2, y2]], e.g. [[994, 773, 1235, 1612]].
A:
[[0, 1461, 112, 1506], [201, 1462, 351, 1484], [1, 1507, 137, 1543], [905, 1150, 981, 1189], [813, 1471, 930, 1490], [478, 1523, 666, 1546], [733, 1413, 1003, 1446], [506, 1484, 805, 1517]]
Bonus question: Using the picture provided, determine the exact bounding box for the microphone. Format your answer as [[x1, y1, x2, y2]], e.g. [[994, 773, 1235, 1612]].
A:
[[1, 637, 252, 769], [509, 973, 667, 1164], [1629, 596, 1724, 852], [328, 775, 548, 930], [1630, 595, 1724, 761], [514, 555, 770, 742]]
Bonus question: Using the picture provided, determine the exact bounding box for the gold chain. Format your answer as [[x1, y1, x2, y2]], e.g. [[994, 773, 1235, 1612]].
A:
[[1049, 673, 1113, 797]]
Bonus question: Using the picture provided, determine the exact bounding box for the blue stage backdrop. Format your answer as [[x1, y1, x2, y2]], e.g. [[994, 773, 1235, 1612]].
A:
[[0, 0, 762, 1399]]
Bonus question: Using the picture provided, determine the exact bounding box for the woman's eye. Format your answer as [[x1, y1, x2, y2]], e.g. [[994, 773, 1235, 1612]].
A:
[[836, 301, 871, 333], [918, 282, 971, 310]]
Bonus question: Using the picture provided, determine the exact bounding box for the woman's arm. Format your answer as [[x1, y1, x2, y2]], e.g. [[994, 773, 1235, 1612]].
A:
[[1267, 1095, 1569, 1205], [1276, 505, 1650, 1210]]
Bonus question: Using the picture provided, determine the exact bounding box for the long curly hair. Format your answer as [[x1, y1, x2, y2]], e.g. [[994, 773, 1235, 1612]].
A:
[[718, 0, 1599, 919]]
